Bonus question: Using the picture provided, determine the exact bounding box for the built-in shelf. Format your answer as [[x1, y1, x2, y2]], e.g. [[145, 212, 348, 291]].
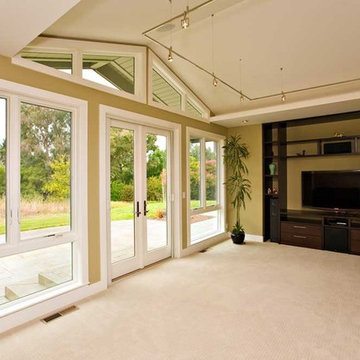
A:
[[265, 174, 278, 177], [265, 194, 279, 198], [287, 152, 360, 159], [286, 134, 360, 145], [264, 155, 279, 159], [264, 141, 279, 145]]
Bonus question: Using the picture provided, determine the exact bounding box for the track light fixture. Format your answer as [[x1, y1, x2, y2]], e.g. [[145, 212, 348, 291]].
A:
[[168, 46, 174, 62], [281, 91, 286, 102], [181, 6, 190, 29], [239, 58, 245, 103], [212, 73, 218, 87]]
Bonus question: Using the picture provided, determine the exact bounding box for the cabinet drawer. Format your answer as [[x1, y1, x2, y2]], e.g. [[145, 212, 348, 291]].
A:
[[281, 222, 322, 237], [281, 233, 322, 249], [350, 229, 360, 254]]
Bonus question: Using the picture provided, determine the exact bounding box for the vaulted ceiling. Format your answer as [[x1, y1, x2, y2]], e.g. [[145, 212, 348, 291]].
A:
[[5, 0, 360, 126]]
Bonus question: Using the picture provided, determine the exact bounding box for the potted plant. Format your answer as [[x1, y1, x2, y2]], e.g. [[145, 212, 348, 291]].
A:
[[223, 135, 251, 244]]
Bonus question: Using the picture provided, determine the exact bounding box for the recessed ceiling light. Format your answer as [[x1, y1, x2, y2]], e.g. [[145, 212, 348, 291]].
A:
[[242, 120, 249, 124]]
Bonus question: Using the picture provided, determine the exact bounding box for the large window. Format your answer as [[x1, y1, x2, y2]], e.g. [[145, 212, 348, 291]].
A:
[[0, 82, 87, 310], [188, 129, 224, 244]]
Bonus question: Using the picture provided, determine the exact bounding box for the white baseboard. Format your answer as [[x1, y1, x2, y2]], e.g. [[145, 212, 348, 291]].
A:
[[0, 280, 107, 334], [180, 232, 229, 257], [245, 234, 264, 242]]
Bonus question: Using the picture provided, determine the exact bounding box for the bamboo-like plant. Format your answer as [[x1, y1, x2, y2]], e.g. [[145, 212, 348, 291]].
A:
[[223, 135, 252, 234]]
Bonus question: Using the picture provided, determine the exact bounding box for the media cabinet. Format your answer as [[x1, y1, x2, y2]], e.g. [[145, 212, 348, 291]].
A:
[[262, 111, 360, 255], [281, 210, 360, 255]]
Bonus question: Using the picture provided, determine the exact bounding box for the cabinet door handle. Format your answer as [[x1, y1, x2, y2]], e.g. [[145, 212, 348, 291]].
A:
[[293, 235, 307, 239], [293, 225, 306, 229]]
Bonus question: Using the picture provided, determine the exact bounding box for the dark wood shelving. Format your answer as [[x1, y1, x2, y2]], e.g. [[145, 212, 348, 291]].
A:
[[286, 134, 360, 145], [264, 155, 279, 159], [265, 193, 279, 198], [264, 141, 279, 145], [287, 152, 360, 159], [263, 110, 360, 252]]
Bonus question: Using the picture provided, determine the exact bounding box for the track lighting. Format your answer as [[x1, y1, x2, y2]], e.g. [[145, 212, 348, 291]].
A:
[[240, 93, 245, 102], [181, 6, 190, 29], [212, 73, 218, 87], [281, 91, 286, 103], [168, 46, 173, 62]]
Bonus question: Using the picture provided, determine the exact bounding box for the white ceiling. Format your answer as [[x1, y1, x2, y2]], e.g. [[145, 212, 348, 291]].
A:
[[0, 0, 81, 57], [28, 0, 360, 126]]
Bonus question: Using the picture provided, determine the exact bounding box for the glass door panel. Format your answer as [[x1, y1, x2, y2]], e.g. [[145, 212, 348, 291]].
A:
[[0, 98, 6, 245], [20, 103, 71, 240], [146, 133, 168, 251], [110, 126, 136, 263]]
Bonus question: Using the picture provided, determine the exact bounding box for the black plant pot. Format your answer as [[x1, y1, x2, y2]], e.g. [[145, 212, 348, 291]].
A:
[[231, 231, 245, 244]]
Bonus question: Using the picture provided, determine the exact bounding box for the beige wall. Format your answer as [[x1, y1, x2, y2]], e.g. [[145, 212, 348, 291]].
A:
[[0, 55, 227, 283], [226, 125, 263, 237], [287, 119, 360, 209]]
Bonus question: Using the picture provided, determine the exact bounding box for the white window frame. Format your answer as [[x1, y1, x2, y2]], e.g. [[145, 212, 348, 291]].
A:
[[0, 79, 88, 315], [12, 37, 147, 104], [148, 50, 211, 122], [186, 127, 225, 245]]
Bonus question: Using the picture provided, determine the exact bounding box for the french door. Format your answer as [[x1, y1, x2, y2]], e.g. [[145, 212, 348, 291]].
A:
[[108, 119, 172, 279]]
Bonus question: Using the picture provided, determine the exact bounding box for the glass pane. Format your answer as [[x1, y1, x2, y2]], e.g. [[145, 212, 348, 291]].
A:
[[146, 133, 168, 251], [20, 51, 72, 74], [206, 140, 217, 206], [152, 69, 181, 110], [0, 243, 72, 306], [0, 99, 6, 245], [190, 138, 201, 209], [110, 127, 135, 262], [186, 100, 202, 118], [190, 210, 220, 244], [82, 54, 135, 94], [20, 103, 71, 240]]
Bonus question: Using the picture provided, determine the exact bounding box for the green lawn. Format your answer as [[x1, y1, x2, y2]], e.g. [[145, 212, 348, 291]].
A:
[[0, 200, 217, 235]]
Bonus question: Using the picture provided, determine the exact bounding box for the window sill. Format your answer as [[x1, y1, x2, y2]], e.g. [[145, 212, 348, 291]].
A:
[[0, 281, 87, 318]]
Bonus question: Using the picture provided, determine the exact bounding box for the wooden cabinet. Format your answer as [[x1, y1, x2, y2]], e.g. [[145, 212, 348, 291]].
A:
[[350, 229, 360, 254], [281, 221, 322, 249]]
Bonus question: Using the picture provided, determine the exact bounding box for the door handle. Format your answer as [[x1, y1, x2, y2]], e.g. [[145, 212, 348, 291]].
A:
[[135, 201, 141, 217], [144, 200, 149, 216]]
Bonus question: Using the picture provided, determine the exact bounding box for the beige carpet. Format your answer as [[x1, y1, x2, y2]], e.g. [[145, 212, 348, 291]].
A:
[[1, 240, 360, 360]]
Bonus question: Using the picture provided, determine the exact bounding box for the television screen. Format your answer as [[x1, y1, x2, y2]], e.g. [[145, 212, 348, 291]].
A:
[[302, 171, 360, 210]]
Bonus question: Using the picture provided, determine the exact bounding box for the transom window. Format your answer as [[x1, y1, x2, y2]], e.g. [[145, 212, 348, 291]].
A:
[[82, 54, 135, 94], [15, 39, 210, 120], [20, 51, 72, 74], [188, 129, 225, 244]]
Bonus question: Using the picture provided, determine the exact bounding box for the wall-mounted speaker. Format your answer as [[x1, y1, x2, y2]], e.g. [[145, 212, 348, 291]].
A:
[[323, 141, 352, 155]]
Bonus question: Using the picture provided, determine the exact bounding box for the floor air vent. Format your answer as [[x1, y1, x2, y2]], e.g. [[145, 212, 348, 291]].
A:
[[41, 305, 79, 323]]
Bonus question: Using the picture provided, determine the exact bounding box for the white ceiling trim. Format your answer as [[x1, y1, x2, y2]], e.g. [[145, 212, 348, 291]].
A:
[[211, 91, 360, 127]]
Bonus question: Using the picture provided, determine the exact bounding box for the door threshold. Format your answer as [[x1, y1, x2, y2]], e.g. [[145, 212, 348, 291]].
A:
[[111, 256, 172, 283]]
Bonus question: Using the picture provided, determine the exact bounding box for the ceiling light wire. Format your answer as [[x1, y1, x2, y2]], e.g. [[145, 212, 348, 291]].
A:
[[211, 14, 217, 87], [280, 66, 286, 102], [168, 0, 174, 62], [239, 58, 245, 102]]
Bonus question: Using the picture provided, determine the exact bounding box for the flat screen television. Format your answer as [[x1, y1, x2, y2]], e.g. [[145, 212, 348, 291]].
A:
[[302, 170, 360, 210]]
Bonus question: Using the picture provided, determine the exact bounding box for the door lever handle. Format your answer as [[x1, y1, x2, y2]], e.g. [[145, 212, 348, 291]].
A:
[[144, 200, 149, 216], [135, 201, 141, 217]]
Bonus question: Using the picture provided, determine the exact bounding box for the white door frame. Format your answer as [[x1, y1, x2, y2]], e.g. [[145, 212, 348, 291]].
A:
[[99, 105, 182, 285]]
